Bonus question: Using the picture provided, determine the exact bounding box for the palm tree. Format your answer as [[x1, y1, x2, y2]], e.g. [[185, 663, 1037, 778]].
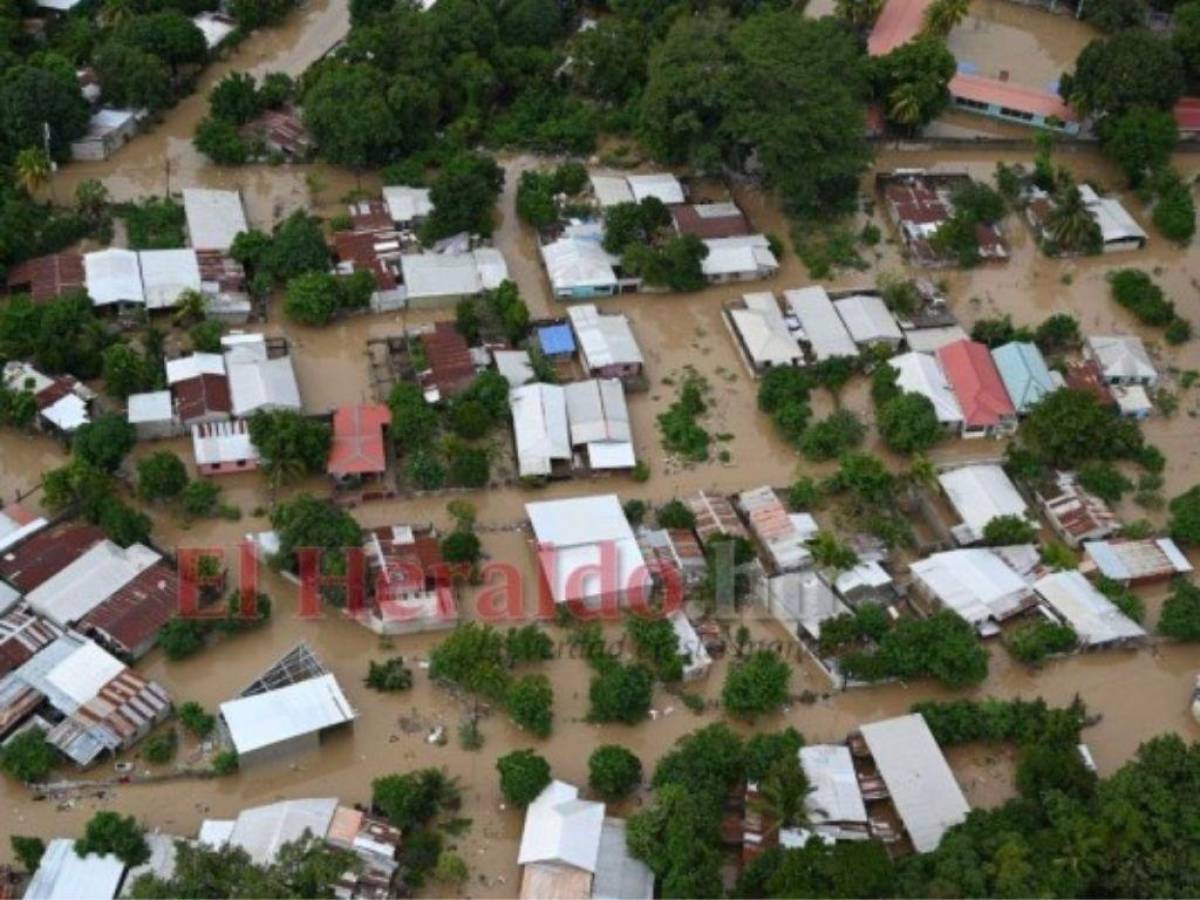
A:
[[751, 759, 816, 836], [923, 0, 971, 36], [173, 289, 209, 326], [888, 82, 925, 133], [13, 148, 51, 199], [835, 0, 885, 29], [1047, 173, 1100, 253], [265, 455, 307, 498], [98, 0, 134, 28]]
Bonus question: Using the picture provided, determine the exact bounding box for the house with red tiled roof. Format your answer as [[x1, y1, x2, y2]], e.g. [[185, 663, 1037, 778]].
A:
[[936, 339, 1017, 438], [420, 321, 479, 401], [4, 252, 85, 303], [328, 405, 391, 485]]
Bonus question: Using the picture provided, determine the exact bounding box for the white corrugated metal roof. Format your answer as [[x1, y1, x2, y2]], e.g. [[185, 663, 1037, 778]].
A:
[[510, 383, 570, 478], [890, 352, 963, 425], [183, 189, 248, 251], [85, 248, 143, 306], [44, 639, 125, 706], [1079, 185, 1147, 245], [542, 238, 617, 292], [493, 349, 534, 387], [593, 818, 654, 900], [902, 324, 969, 353], [589, 174, 635, 208], [138, 249, 202, 310], [567, 304, 643, 368], [801, 744, 868, 827], [25, 839, 125, 900], [910, 548, 1033, 627], [518, 780, 605, 872], [1034, 570, 1145, 646], [626, 173, 685, 205], [225, 798, 340, 865], [859, 714, 969, 853], [220, 673, 355, 755], [766, 570, 847, 640], [526, 495, 646, 605], [784, 287, 858, 360], [167, 353, 226, 384], [382, 185, 433, 224], [43, 394, 91, 432], [729, 293, 802, 368], [227, 356, 301, 417], [701, 235, 778, 277], [192, 419, 258, 465], [833, 295, 902, 345], [939, 464, 1029, 544], [1086, 335, 1157, 384], [128, 390, 174, 424], [473, 247, 508, 290], [401, 253, 483, 299], [26, 540, 160, 627]]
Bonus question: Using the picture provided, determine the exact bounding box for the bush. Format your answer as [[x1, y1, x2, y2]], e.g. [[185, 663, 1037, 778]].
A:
[[913, 697, 1088, 746], [1153, 174, 1196, 243], [588, 662, 654, 724], [76, 812, 149, 866], [798, 409, 866, 461], [1006, 620, 1077, 664], [507, 674, 554, 737], [505, 625, 554, 664], [0, 728, 56, 782], [1078, 460, 1133, 502], [981, 514, 1038, 545], [722, 651, 790, 719], [1159, 579, 1200, 640], [842, 611, 987, 687], [143, 728, 178, 765], [657, 374, 710, 462], [366, 657, 414, 692], [656, 499, 696, 529], [178, 701, 215, 738], [788, 477, 823, 510], [1110, 269, 1176, 327], [497, 749, 551, 806], [588, 745, 643, 799], [1166, 317, 1193, 345], [212, 750, 238, 775], [10, 836, 45, 873]]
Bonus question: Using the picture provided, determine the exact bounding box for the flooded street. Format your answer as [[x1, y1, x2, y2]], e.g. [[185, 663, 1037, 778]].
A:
[[6, 2, 1200, 888]]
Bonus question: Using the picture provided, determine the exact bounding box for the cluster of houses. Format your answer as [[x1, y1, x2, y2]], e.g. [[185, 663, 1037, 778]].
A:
[[5, 189, 253, 322], [25, 793, 401, 899], [0, 511, 176, 767], [539, 171, 780, 299], [727, 278, 1162, 428]]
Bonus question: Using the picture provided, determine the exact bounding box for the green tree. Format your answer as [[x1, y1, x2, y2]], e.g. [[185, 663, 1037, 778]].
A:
[[265, 211, 331, 280], [588, 661, 654, 724], [76, 812, 150, 867], [10, 835, 45, 872], [981, 514, 1038, 545], [269, 495, 363, 604], [93, 42, 173, 111], [194, 116, 248, 165], [496, 749, 551, 806], [507, 673, 554, 737], [588, 745, 643, 799], [871, 38, 956, 130], [798, 409, 866, 461], [1152, 170, 1197, 243], [249, 410, 332, 485], [209, 72, 262, 125], [365, 657, 414, 691], [922, 0, 970, 36], [0, 65, 91, 160], [0, 728, 56, 782], [101, 343, 155, 399], [722, 650, 790, 719], [1018, 388, 1144, 469], [137, 451, 189, 502], [178, 701, 216, 738], [429, 623, 510, 702], [13, 147, 51, 197], [388, 382, 439, 452], [371, 768, 461, 829], [113, 12, 207, 71], [1159, 578, 1200, 639], [157, 617, 210, 660], [879, 391, 942, 454], [421, 151, 505, 241], [1061, 30, 1184, 117], [1081, 0, 1147, 30], [1101, 107, 1179, 187], [73, 413, 136, 472]]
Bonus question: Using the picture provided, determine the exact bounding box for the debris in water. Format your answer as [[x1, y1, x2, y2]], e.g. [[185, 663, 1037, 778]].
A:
[[427, 726, 445, 745]]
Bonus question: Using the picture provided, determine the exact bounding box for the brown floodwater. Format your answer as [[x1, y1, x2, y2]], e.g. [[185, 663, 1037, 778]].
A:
[[10, 7, 1200, 887]]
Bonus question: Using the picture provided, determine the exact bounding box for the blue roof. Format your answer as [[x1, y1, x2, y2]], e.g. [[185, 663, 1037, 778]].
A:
[[991, 342, 1055, 414], [538, 323, 576, 356]]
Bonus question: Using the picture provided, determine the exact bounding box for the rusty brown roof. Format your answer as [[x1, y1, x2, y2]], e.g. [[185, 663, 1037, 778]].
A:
[[79, 563, 178, 658], [0, 522, 105, 593], [172, 373, 232, 423]]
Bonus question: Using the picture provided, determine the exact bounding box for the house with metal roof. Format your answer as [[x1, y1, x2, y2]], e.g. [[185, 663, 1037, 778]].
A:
[[855, 714, 969, 853], [949, 73, 1081, 135], [518, 780, 653, 900], [765, 570, 849, 643], [192, 419, 260, 475], [526, 494, 648, 607], [382, 185, 433, 228], [510, 383, 571, 479], [0, 503, 45, 556], [685, 490, 749, 549], [1085, 335, 1158, 387], [25, 838, 126, 900], [183, 188, 249, 252], [127, 390, 179, 440], [784, 286, 858, 362], [725, 293, 803, 375], [738, 486, 812, 573], [565, 379, 635, 470], [493, 349, 534, 387], [327, 404, 390, 484], [588, 173, 636, 208], [701, 235, 779, 284], [221, 334, 302, 417], [541, 237, 619, 300], [888, 351, 963, 429], [25, 539, 160, 628], [0, 603, 62, 678], [1080, 537, 1193, 585], [139, 249, 202, 310], [991, 341, 1055, 414], [1037, 471, 1119, 548], [2, 361, 94, 434], [626, 173, 685, 205], [568, 304, 645, 381], [672, 202, 751, 239], [400, 248, 509, 308], [798, 744, 869, 843], [356, 524, 458, 637], [4, 251, 85, 302], [833, 294, 903, 349], [536, 322, 577, 360], [1034, 570, 1145, 649], [936, 339, 1017, 437], [939, 463, 1031, 545], [220, 648, 356, 767], [910, 547, 1037, 634], [1079, 185, 1147, 252]]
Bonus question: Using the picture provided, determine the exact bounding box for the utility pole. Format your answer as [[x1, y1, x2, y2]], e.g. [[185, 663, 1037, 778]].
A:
[[165, 157, 172, 197], [43, 122, 56, 205]]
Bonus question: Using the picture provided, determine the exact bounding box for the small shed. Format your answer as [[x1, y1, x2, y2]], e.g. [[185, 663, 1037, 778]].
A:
[[537, 322, 577, 360], [127, 390, 179, 440]]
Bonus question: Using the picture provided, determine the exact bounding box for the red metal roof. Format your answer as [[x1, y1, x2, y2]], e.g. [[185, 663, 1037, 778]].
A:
[[671, 203, 751, 240], [1065, 360, 1115, 407], [331, 228, 402, 291], [4, 252, 85, 303], [1175, 97, 1200, 134], [79, 563, 178, 659], [195, 250, 247, 293], [0, 604, 61, 677], [328, 404, 391, 477], [422, 322, 476, 397], [936, 339, 1016, 427], [949, 73, 1078, 122], [0, 503, 38, 528], [348, 200, 394, 233], [172, 373, 232, 423], [0, 522, 105, 593], [868, 0, 933, 56]]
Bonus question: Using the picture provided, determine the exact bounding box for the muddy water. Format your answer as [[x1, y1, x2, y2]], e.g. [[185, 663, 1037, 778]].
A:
[[50, 0, 356, 226], [946, 0, 1096, 90]]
